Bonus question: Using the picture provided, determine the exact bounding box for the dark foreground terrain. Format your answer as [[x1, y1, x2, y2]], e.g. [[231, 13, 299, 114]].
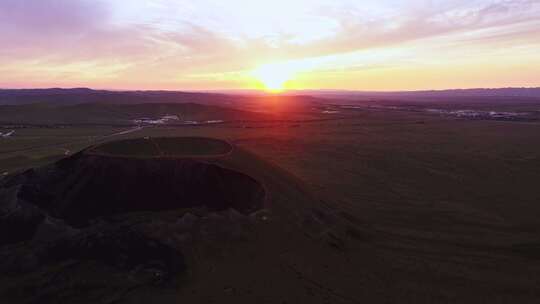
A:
[[1, 89, 540, 303]]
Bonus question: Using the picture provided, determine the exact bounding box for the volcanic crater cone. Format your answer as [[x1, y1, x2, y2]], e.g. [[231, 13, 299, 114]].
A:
[[0, 137, 348, 304], [8, 137, 266, 228]]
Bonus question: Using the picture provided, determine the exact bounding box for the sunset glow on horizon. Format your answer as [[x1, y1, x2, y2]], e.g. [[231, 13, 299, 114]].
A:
[[1, 0, 540, 91]]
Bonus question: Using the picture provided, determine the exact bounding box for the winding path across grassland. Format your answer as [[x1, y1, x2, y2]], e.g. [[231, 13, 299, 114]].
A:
[[0, 126, 144, 156]]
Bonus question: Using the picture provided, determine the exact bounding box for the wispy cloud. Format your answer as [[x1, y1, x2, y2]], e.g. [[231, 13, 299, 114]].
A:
[[1, 0, 539, 90]]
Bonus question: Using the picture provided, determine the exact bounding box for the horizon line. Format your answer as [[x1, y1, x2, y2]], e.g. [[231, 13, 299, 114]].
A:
[[1, 86, 540, 95]]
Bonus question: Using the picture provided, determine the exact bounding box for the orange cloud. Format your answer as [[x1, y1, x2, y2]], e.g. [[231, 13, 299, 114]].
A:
[[1, 0, 539, 90]]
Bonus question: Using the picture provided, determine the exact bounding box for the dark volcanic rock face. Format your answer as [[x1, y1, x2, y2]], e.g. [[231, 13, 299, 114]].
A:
[[0, 224, 186, 303], [7, 152, 265, 228], [0, 185, 45, 246], [43, 225, 186, 277]]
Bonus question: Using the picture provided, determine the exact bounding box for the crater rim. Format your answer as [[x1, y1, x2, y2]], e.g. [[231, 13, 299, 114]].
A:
[[86, 136, 234, 159]]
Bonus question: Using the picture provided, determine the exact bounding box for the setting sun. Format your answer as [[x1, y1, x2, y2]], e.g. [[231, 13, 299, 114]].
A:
[[252, 63, 296, 92]]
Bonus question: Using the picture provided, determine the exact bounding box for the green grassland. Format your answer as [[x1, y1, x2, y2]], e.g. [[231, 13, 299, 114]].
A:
[[2, 104, 540, 301], [89, 137, 232, 158], [0, 103, 272, 125]]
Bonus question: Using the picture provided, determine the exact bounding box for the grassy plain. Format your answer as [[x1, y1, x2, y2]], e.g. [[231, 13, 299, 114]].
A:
[[2, 104, 540, 302]]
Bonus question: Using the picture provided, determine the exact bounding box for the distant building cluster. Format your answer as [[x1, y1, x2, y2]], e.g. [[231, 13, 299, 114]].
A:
[[133, 115, 180, 125], [0, 130, 15, 138]]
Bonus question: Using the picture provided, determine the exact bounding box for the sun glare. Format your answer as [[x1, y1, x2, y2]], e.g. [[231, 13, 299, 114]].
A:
[[252, 63, 298, 92]]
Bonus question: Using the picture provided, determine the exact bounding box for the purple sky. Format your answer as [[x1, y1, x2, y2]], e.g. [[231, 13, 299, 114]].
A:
[[1, 0, 539, 90]]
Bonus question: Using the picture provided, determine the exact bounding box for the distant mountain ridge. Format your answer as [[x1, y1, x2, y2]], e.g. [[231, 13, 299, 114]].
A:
[[301, 87, 540, 100], [0, 88, 234, 106], [1, 87, 540, 106]]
